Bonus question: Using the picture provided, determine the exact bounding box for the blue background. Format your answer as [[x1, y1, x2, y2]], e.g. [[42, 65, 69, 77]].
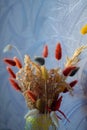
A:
[[0, 0, 87, 130]]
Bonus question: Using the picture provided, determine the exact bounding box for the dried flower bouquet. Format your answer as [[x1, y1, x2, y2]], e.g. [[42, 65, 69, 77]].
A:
[[3, 38, 87, 129]]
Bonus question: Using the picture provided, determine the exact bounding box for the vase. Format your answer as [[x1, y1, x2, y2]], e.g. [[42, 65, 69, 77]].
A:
[[25, 113, 58, 130]]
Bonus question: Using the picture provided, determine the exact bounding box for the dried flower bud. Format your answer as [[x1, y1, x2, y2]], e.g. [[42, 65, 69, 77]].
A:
[[63, 80, 78, 93], [42, 45, 48, 58], [63, 66, 76, 76], [34, 56, 45, 65], [52, 96, 62, 111], [55, 43, 62, 60], [9, 78, 21, 91], [13, 57, 22, 69], [3, 58, 16, 66], [6, 66, 16, 78], [27, 90, 37, 103], [69, 80, 78, 87], [69, 67, 79, 76]]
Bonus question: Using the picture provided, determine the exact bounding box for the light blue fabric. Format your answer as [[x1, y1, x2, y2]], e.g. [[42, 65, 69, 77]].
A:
[[0, 0, 87, 130]]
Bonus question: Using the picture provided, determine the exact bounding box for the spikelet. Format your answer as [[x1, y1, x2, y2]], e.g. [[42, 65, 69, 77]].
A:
[[24, 55, 41, 75], [65, 46, 87, 67]]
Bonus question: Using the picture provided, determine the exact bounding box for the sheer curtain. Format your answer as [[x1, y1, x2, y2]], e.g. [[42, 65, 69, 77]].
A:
[[0, 0, 87, 130]]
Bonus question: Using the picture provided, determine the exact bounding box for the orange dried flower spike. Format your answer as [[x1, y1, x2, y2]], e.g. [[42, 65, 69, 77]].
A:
[[3, 58, 16, 66], [6, 66, 16, 78], [42, 45, 48, 58], [27, 90, 37, 103], [9, 78, 21, 91], [13, 57, 22, 69], [55, 43, 62, 60]]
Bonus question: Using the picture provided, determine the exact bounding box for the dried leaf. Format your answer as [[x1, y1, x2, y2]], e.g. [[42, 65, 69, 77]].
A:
[[41, 66, 48, 80], [36, 99, 45, 113], [50, 111, 59, 128], [24, 109, 39, 119]]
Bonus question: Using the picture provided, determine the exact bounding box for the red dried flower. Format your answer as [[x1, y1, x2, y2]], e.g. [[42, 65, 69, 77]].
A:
[[69, 80, 78, 87], [9, 78, 21, 91], [55, 43, 62, 60], [63, 80, 78, 93], [27, 90, 37, 103], [3, 58, 16, 66], [13, 57, 22, 69], [6, 66, 16, 78], [53, 96, 62, 111], [63, 66, 76, 76], [42, 45, 48, 58]]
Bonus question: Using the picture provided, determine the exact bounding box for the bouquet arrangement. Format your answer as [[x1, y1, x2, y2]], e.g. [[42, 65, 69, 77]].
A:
[[3, 25, 87, 129]]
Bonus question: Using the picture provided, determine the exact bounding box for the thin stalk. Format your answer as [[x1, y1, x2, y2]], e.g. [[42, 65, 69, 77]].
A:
[[13, 45, 24, 65], [45, 80, 48, 115]]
